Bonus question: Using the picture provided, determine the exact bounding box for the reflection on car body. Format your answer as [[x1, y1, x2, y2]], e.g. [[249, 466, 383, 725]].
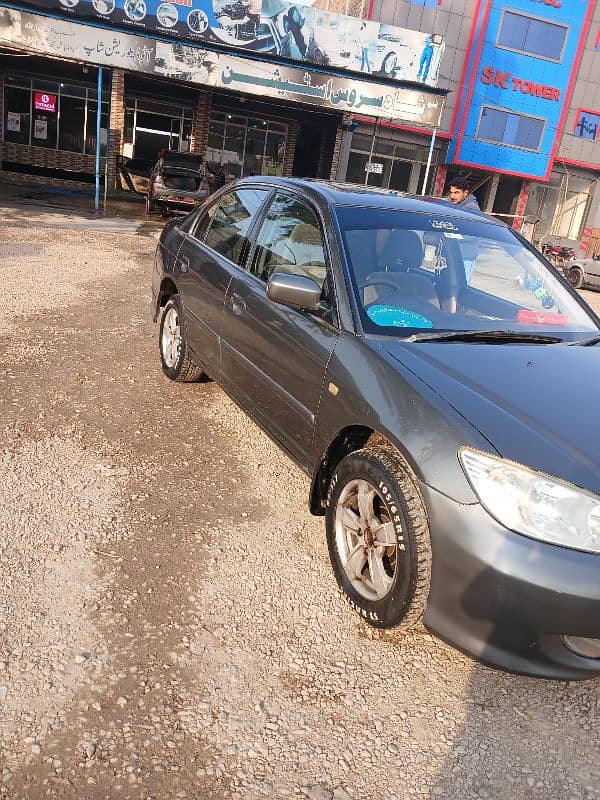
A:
[[151, 177, 600, 680]]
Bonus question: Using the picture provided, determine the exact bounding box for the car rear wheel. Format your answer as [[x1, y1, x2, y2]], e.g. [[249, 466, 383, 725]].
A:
[[568, 265, 584, 289], [159, 295, 203, 382], [325, 447, 431, 629]]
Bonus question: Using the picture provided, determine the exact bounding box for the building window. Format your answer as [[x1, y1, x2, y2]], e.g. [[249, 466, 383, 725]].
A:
[[477, 107, 545, 151], [573, 109, 600, 140], [346, 133, 433, 193], [206, 111, 287, 179], [2, 74, 108, 155], [497, 11, 568, 62]]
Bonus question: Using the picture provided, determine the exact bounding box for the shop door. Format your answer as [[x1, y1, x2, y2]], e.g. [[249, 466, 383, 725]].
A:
[[292, 124, 322, 178]]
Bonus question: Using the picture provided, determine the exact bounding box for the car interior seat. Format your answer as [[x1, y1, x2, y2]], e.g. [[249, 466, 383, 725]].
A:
[[363, 230, 440, 308]]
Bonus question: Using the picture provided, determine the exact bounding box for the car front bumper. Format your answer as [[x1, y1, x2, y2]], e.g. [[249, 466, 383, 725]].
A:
[[421, 482, 600, 680]]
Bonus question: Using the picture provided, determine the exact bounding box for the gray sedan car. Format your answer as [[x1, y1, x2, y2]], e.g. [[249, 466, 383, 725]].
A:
[[151, 177, 600, 680]]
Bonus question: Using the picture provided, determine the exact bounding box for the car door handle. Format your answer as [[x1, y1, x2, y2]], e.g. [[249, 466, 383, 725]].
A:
[[229, 293, 246, 316], [179, 256, 189, 273]]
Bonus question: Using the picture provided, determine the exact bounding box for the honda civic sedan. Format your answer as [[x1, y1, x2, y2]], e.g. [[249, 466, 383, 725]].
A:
[[151, 177, 600, 680]]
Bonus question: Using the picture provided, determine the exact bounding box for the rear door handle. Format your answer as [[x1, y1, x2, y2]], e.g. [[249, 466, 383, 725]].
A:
[[229, 293, 246, 315], [179, 255, 189, 273]]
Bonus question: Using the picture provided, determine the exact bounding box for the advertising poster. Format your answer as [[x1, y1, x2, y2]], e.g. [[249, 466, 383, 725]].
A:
[[34, 118, 48, 139], [6, 112, 21, 132], [19, 0, 444, 86]]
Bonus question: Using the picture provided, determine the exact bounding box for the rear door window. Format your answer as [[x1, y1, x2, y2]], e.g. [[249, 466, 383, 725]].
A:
[[194, 188, 269, 266]]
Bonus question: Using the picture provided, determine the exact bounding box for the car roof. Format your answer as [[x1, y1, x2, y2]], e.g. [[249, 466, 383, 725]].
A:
[[233, 176, 501, 225]]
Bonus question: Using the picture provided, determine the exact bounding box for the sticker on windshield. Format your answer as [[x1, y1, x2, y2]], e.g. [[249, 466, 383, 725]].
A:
[[517, 310, 568, 326], [431, 220, 458, 231], [367, 305, 433, 329]]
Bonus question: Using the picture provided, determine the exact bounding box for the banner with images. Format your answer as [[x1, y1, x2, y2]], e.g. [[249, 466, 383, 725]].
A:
[[18, 0, 444, 86], [0, 9, 445, 125]]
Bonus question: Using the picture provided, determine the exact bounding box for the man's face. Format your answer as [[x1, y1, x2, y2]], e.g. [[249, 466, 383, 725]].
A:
[[449, 185, 469, 204]]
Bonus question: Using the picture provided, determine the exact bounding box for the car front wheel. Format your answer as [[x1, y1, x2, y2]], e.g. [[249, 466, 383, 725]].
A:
[[159, 295, 203, 382], [326, 447, 431, 629]]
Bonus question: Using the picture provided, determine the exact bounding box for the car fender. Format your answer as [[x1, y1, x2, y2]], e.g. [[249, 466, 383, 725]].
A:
[[309, 334, 495, 512]]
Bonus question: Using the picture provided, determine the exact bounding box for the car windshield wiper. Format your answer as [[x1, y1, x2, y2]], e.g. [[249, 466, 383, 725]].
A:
[[567, 334, 600, 347], [403, 329, 564, 344]]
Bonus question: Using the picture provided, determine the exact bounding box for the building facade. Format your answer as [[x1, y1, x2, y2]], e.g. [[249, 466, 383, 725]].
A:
[[348, 0, 600, 249], [0, 0, 446, 197], [0, 0, 598, 248]]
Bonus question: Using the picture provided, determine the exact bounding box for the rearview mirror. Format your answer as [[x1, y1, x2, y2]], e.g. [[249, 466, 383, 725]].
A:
[[267, 273, 322, 311]]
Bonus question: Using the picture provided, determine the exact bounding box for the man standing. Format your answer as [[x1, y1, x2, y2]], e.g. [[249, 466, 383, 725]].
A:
[[448, 177, 481, 211]]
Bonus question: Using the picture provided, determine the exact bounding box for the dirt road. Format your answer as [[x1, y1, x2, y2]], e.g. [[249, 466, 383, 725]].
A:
[[0, 213, 599, 800]]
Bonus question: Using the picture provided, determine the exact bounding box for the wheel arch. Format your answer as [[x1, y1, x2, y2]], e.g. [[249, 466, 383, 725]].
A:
[[153, 277, 179, 321], [309, 426, 421, 516]]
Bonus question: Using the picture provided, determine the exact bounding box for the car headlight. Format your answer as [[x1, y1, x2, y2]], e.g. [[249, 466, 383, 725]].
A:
[[459, 448, 600, 555]]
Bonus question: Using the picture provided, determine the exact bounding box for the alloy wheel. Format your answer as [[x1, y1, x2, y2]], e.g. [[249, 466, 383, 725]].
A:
[[161, 307, 181, 368], [334, 478, 398, 601]]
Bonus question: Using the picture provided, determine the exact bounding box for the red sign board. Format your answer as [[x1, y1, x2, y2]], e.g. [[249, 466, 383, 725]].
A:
[[34, 92, 56, 112]]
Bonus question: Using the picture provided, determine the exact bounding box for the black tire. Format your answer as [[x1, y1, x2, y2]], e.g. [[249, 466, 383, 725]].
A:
[[325, 446, 431, 630], [158, 295, 204, 382], [568, 266, 584, 289]]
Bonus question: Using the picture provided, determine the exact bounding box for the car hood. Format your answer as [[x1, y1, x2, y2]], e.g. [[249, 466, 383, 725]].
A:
[[382, 340, 600, 494]]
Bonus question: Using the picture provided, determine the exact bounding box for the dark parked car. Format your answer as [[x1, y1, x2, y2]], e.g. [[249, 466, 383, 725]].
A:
[[151, 178, 600, 680], [147, 151, 210, 216]]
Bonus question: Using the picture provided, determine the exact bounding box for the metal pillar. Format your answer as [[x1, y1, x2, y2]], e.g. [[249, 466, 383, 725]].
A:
[[95, 65, 103, 213], [421, 127, 437, 195]]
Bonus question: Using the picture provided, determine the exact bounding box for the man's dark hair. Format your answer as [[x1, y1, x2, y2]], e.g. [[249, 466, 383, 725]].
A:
[[449, 176, 470, 191]]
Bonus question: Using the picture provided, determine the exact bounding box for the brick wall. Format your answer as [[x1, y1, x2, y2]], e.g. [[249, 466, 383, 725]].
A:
[[107, 68, 125, 190], [326, 125, 343, 180], [190, 88, 213, 156], [283, 120, 298, 177]]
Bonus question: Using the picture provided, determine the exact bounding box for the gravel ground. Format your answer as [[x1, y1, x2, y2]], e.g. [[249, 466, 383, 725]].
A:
[[0, 215, 599, 800]]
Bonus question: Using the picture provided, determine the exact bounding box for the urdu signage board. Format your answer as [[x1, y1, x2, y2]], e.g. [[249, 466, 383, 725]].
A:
[[0, 9, 445, 126], [19, 0, 444, 86]]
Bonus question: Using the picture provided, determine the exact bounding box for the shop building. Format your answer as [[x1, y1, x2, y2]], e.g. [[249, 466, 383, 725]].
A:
[[1, 0, 596, 247], [0, 1, 446, 196]]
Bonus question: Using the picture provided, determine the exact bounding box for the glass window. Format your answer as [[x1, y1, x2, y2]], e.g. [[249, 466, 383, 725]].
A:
[[59, 83, 87, 98], [336, 206, 596, 338], [477, 107, 544, 151], [85, 101, 109, 156], [201, 189, 269, 265], [32, 80, 59, 94], [4, 85, 30, 145], [251, 193, 327, 287], [497, 11, 568, 61], [59, 95, 86, 153]]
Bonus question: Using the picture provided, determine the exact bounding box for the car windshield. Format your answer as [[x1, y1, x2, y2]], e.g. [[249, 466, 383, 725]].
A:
[[336, 206, 598, 340]]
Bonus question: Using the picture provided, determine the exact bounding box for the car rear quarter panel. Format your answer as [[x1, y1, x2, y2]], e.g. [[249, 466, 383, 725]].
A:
[[315, 334, 491, 504]]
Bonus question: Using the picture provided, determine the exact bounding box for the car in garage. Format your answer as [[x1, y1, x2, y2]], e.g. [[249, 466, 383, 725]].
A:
[[151, 177, 600, 680], [146, 151, 210, 217]]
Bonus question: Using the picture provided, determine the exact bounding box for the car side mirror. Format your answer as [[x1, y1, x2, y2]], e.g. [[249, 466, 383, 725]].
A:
[[267, 272, 323, 312]]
